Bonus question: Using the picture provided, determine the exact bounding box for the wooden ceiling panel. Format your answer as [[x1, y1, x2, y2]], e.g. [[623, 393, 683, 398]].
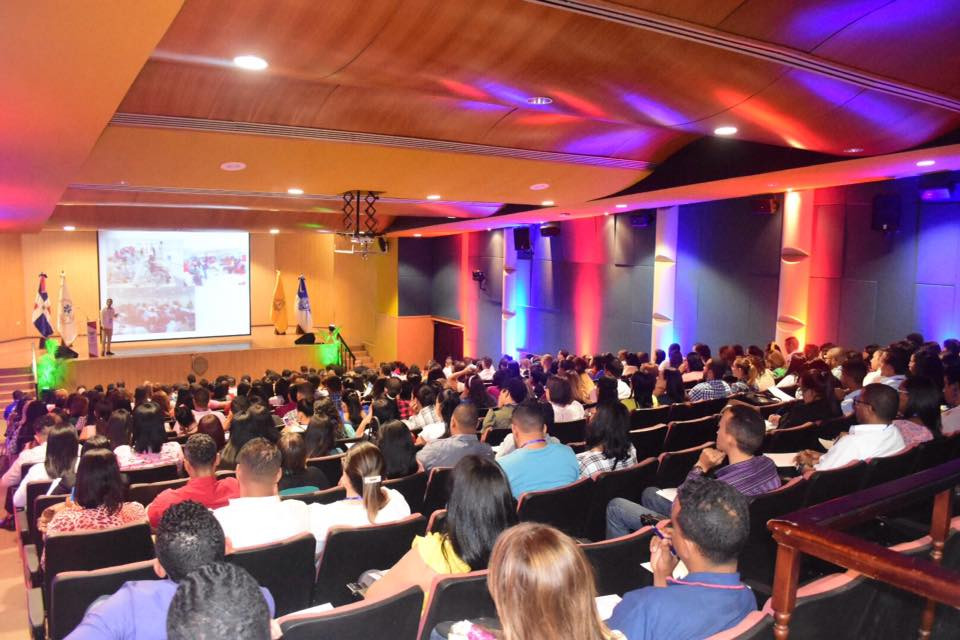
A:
[[612, 0, 747, 25]]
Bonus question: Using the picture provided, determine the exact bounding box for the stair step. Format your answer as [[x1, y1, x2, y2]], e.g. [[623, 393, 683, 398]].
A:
[[0, 367, 32, 376]]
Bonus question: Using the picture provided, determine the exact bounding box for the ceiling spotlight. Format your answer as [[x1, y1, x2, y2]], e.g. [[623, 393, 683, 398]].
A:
[[62, 225, 76, 231], [615, 203, 628, 209], [541, 200, 555, 206], [426, 194, 442, 200], [916, 159, 936, 167], [527, 96, 553, 105], [713, 125, 738, 136], [413, 233, 423, 237], [269, 228, 279, 234], [844, 147, 864, 153], [486, 228, 492, 231], [233, 55, 268, 71], [603, 211, 610, 216], [220, 161, 246, 171], [447, 216, 457, 219], [529, 183, 550, 191], [287, 187, 304, 195]]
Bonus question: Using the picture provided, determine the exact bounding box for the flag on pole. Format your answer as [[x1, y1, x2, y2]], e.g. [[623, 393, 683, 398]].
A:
[[87, 320, 99, 358], [296, 275, 312, 334], [32, 273, 54, 338], [57, 271, 78, 346], [271, 270, 288, 334]]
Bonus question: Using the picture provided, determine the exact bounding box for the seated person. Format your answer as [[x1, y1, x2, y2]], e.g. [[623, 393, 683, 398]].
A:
[[365, 455, 517, 603], [172, 404, 197, 437], [0, 413, 60, 513], [417, 403, 494, 472], [404, 384, 441, 435], [942, 365, 960, 436], [481, 378, 527, 433], [893, 376, 939, 447], [277, 431, 330, 496], [769, 368, 841, 429], [67, 501, 274, 640], [377, 420, 419, 479], [546, 375, 586, 422], [14, 421, 79, 509], [796, 383, 906, 472], [839, 359, 867, 416], [688, 359, 731, 402], [607, 404, 778, 537], [147, 434, 240, 528], [191, 386, 226, 427], [576, 403, 637, 478], [497, 403, 578, 499], [167, 563, 272, 640], [114, 402, 183, 471], [607, 478, 756, 640]]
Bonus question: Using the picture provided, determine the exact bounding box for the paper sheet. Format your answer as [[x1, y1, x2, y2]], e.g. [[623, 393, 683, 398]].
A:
[[819, 438, 835, 450], [764, 452, 799, 467], [595, 594, 623, 620], [656, 488, 678, 502], [641, 559, 689, 580]]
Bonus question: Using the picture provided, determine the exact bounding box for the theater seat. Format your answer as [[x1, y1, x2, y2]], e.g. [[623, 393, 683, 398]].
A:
[[122, 464, 179, 485], [704, 611, 774, 640], [628, 424, 668, 459], [548, 419, 586, 444], [761, 422, 821, 453], [227, 532, 316, 616], [417, 571, 496, 640], [803, 461, 868, 507], [739, 477, 805, 603], [516, 477, 594, 538], [662, 415, 720, 452], [482, 428, 511, 447], [427, 509, 447, 534], [127, 477, 188, 505], [630, 406, 670, 429], [583, 458, 658, 541], [422, 467, 453, 517], [384, 471, 428, 515], [282, 486, 346, 505], [655, 442, 714, 488], [579, 527, 654, 596], [861, 446, 921, 489], [306, 454, 345, 487], [279, 585, 424, 640]]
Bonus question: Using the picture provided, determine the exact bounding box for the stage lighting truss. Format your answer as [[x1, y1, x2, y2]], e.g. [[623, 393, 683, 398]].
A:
[[336, 190, 387, 259]]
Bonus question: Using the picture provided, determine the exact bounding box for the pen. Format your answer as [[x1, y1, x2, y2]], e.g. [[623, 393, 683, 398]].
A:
[[652, 525, 677, 558]]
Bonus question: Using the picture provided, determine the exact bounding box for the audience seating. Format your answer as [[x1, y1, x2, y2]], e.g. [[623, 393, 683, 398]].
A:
[[704, 611, 774, 639], [306, 454, 345, 487], [21, 481, 54, 545], [279, 585, 424, 640], [313, 514, 427, 606], [761, 422, 822, 453], [548, 419, 586, 444], [384, 471, 427, 515], [517, 477, 594, 538], [803, 461, 869, 507], [818, 414, 856, 440], [482, 428, 510, 447], [427, 509, 447, 534], [628, 424, 668, 458], [417, 571, 496, 640], [127, 477, 187, 505], [655, 442, 714, 488], [757, 401, 796, 418], [121, 464, 179, 485], [282, 486, 346, 505], [583, 457, 658, 541], [670, 397, 728, 422], [227, 533, 317, 616], [914, 438, 952, 472], [580, 527, 654, 596], [630, 405, 670, 429], [662, 415, 720, 452], [862, 446, 922, 489], [421, 467, 453, 517], [46, 560, 156, 640]]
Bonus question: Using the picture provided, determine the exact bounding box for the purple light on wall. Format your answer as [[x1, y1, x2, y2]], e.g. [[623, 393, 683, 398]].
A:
[[790, 70, 860, 107], [619, 91, 689, 126], [456, 99, 510, 112]]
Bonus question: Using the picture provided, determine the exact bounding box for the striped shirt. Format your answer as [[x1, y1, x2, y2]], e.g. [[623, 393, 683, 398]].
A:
[[686, 455, 781, 496]]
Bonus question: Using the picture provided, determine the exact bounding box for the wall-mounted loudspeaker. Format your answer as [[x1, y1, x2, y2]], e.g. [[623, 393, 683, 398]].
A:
[[513, 227, 531, 251], [750, 197, 780, 214], [540, 222, 561, 237], [871, 194, 901, 232]]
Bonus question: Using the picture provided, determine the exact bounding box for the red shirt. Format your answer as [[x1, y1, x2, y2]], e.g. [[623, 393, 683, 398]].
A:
[[147, 476, 240, 528], [396, 398, 412, 420]]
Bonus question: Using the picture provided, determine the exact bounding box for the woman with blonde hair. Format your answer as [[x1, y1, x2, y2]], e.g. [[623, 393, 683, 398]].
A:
[[729, 357, 759, 393]]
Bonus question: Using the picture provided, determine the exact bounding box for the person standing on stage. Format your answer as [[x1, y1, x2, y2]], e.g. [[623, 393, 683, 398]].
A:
[[101, 298, 119, 356]]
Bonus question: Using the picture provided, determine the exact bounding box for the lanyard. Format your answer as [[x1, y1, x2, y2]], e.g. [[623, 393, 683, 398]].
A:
[[520, 438, 546, 449]]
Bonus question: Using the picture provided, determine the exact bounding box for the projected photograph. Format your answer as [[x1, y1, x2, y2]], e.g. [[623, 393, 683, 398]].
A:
[[99, 230, 251, 342]]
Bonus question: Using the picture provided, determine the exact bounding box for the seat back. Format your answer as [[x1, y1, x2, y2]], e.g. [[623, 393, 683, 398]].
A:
[[516, 477, 594, 538], [628, 424, 668, 459], [758, 401, 796, 418], [49, 560, 156, 640], [662, 415, 720, 452], [427, 509, 447, 534], [122, 464, 180, 484], [31, 494, 68, 550], [417, 571, 496, 640], [422, 467, 453, 517], [704, 611, 774, 640], [306, 454, 345, 487], [314, 514, 427, 606], [630, 406, 671, 429], [803, 461, 869, 507], [584, 458, 658, 541], [580, 527, 655, 596], [127, 477, 188, 505], [548, 419, 586, 444], [762, 422, 820, 453], [384, 471, 427, 515], [739, 478, 805, 590], [862, 446, 921, 489], [43, 522, 155, 602], [279, 585, 424, 640], [227, 533, 316, 616], [656, 442, 714, 488], [281, 486, 346, 505], [671, 398, 726, 422], [818, 414, 856, 439], [914, 439, 951, 472], [483, 428, 510, 447], [25, 480, 54, 536]]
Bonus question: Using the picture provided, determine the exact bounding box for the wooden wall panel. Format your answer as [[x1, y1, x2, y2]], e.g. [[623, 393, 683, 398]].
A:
[[0, 234, 26, 341]]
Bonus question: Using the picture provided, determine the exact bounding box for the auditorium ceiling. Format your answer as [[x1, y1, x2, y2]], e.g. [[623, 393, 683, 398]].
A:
[[4, 0, 960, 233]]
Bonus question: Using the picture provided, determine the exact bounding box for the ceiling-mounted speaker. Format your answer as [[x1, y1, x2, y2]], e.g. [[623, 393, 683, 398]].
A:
[[377, 236, 388, 252], [540, 222, 561, 237], [750, 197, 780, 214], [513, 227, 531, 251], [872, 194, 901, 232]]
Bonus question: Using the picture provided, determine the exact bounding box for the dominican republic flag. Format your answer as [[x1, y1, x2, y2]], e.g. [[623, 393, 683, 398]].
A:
[[296, 275, 312, 334], [32, 273, 54, 338], [57, 271, 78, 346]]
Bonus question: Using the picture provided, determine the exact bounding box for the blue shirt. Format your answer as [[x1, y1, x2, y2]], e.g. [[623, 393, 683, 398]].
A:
[[607, 572, 755, 640], [66, 578, 275, 640], [497, 442, 579, 498]]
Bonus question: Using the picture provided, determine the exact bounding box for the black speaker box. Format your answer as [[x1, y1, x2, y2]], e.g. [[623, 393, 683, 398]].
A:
[[294, 333, 316, 345], [872, 194, 901, 232], [750, 197, 780, 214], [56, 345, 79, 359], [513, 227, 531, 251], [540, 222, 561, 237]]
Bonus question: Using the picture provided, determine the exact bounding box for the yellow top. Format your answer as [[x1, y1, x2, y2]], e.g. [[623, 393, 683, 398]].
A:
[[413, 532, 471, 575]]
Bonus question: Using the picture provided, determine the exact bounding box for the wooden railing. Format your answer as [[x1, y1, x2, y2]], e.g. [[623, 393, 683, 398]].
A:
[[767, 458, 960, 639]]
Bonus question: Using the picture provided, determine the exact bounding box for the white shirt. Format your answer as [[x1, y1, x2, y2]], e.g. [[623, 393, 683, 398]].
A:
[[863, 370, 882, 386], [13, 454, 80, 509], [0, 443, 47, 488], [215, 495, 314, 553], [419, 420, 448, 443], [878, 374, 906, 391], [552, 401, 585, 423], [478, 366, 495, 381], [193, 408, 226, 426], [310, 488, 410, 553], [617, 379, 632, 400], [815, 423, 905, 471], [100, 306, 118, 330], [942, 407, 960, 436]]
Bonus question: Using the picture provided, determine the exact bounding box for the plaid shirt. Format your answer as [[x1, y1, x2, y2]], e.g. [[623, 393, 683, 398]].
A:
[[405, 405, 440, 431], [893, 419, 933, 448], [396, 398, 413, 420], [688, 379, 732, 402], [576, 445, 638, 478]]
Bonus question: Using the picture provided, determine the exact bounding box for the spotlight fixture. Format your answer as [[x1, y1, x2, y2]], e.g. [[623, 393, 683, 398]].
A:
[[529, 183, 550, 190], [219, 161, 246, 171], [603, 211, 610, 216], [527, 96, 553, 105], [287, 187, 304, 195], [541, 200, 555, 206], [233, 55, 268, 71], [426, 194, 442, 200], [713, 125, 738, 136], [413, 233, 423, 237], [447, 216, 457, 219], [62, 225, 76, 231], [916, 159, 936, 167], [615, 203, 628, 209], [269, 228, 279, 234], [844, 147, 864, 153]]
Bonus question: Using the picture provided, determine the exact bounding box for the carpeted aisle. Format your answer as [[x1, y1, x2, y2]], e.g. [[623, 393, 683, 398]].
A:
[[0, 529, 28, 639]]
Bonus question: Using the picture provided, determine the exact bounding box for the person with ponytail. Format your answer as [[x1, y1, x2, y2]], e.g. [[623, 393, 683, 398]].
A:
[[770, 368, 842, 429]]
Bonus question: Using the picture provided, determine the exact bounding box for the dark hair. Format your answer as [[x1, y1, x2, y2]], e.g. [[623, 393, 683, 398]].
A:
[[467, 376, 493, 408], [104, 408, 132, 450], [44, 423, 79, 486], [303, 414, 336, 458], [377, 421, 418, 479], [503, 377, 528, 404], [721, 405, 765, 455], [167, 563, 270, 640], [685, 352, 704, 372], [81, 434, 113, 455], [342, 391, 363, 426], [707, 359, 728, 381], [883, 346, 910, 376], [452, 402, 479, 434], [661, 369, 685, 404], [860, 383, 899, 422], [296, 397, 315, 419], [174, 404, 195, 429], [911, 350, 944, 390], [840, 359, 868, 385], [247, 404, 279, 443], [236, 438, 281, 483], [444, 456, 518, 569], [74, 449, 125, 514], [278, 431, 308, 473], [676, 477, 749, 564], [192, 386, 210, 408], [183, 434, 218, 468], [196, 414, 225, 449], [654, 349, 666, 365], [313, 397, 346, 439], [585, 403, 632, 467], [799, 368, 839, 412], [546, 376, 573, 406], [416, 384, 438, 409], [511, 402, 544, 433], [156, 501, 226, 582], [437, 388, 461, 436], [132, 402, 167, 454], [630, 371, 656, 409], [902, 377, 942, 437]]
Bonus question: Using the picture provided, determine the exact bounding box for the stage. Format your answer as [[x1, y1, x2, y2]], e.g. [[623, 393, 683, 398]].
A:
[[0, 327, 371, 389]]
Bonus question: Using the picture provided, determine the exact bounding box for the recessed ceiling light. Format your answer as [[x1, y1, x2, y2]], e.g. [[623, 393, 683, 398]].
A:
[[220, 161, 246, 171], [287, 187, 304, 195], [844, 147, 864, 153], [527, 96, 553, 105], [316, 229, 328, 233], [916, 159, 936, 167], [426, 194, 442, 200], [713, 125, 738, 136], [447, 216, 457, 219], [269, 228, 279, 234], [486, 228, 492, 231], [615, 203, 628, 209], [541, 200, 555, 206], [62, 225, 76, 231], [603, 211, 610, 216], [413, 233, 423, 237], [233, 55, 268, 71], [529, 183, 550, 191]]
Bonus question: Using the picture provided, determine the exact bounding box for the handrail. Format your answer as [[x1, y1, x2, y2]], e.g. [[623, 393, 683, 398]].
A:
[[336, 334, 356, 369], [767, 458, 960, 639]]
